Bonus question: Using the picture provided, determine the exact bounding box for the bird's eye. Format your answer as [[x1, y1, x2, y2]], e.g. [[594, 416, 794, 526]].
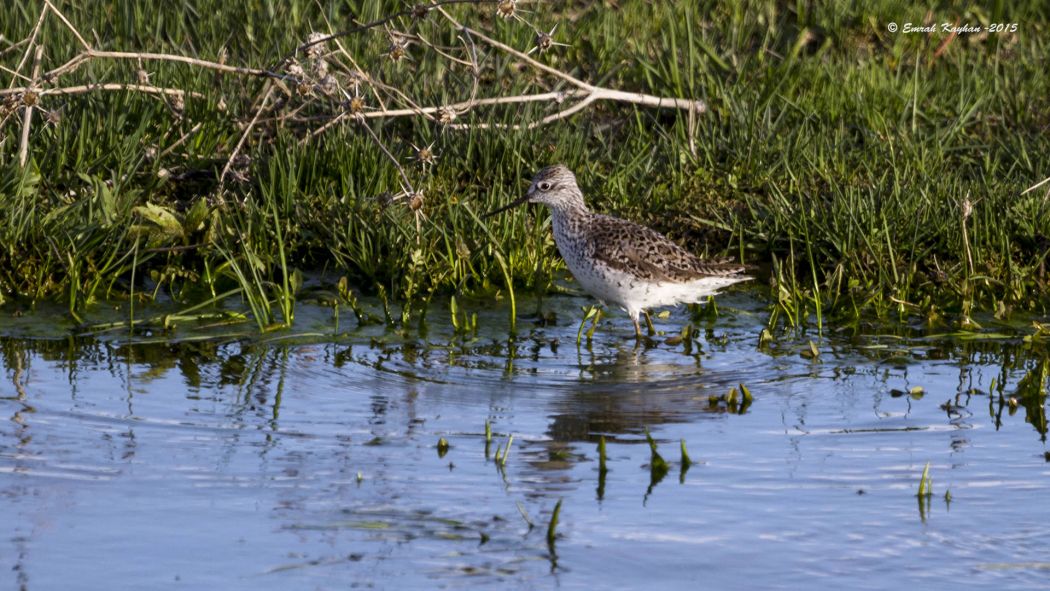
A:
[[538, 181, 552, 191]]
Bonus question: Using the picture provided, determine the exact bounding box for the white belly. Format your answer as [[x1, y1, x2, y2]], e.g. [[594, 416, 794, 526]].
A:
[[559, 242, 747, 316]]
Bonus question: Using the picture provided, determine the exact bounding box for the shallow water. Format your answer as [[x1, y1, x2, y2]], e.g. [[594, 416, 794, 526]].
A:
[[2, 291, 1049, 590]]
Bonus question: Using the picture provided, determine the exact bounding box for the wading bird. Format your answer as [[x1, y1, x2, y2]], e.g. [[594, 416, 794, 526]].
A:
[[487, 165, 751, 337]]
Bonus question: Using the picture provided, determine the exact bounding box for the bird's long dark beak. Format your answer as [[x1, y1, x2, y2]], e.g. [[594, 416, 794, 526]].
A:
[[484, 193, 531, 218]]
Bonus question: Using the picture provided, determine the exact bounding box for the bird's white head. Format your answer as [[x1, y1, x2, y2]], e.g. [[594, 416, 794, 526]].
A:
[[486, 164, 587, 218], [524, 164, 585, 210]]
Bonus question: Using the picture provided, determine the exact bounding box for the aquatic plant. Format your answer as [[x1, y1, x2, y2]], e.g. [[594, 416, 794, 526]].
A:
[[546, 499, 563, 549], [917, 462, 932, 498]]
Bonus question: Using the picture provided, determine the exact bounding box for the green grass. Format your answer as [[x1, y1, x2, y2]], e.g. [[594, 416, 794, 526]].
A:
[[2, 0, 1049, 330]]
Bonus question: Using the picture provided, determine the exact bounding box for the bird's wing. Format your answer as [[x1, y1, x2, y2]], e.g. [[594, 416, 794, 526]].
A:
[[586, 214, 746, 283]]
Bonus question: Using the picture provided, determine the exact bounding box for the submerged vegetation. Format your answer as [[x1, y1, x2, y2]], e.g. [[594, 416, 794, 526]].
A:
[[1, 0, 1048, 331]]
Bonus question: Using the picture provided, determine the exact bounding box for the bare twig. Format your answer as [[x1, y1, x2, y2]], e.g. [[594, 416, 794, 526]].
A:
[[301, 111, 351, 144], [1022, 176, 1050, 196], [10, 5, 47, 83], [0, 37, 32, 60], [300, 90, 586, 142], [437, 6, 706, 114], [159, 121, 203, 158], [0, 64, 33, 84], [2, 0, 708, 206], [18, 46, 43, 168], [92, 51, 275, 77], [438, 7, 584, 88], [454, 26, 481, 113], [356, 113, 413, 193], [218, 84, 275, 199], [1, 83, 207, 100], [287, 0, 498, 62], [42, 0, 93, 52]]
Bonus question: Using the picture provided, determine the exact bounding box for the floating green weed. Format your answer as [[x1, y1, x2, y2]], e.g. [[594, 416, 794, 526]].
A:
[[679, 438, 694, 483], [645, 429, 669, 482], [917, 462, 932, 498], [494, 434, 514, 467], [576, 305, 602, 346], [680, 439, 693, 467], [597, 435, 608, 500], [739, 383, 754, 404], [546, 499, 563, 549], [708, 385, 751, 414], [800, 341, 820, 359], [598, 436, 608, 474]]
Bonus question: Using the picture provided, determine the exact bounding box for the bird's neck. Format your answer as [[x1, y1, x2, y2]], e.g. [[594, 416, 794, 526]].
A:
[[549, 199, 590, 240], [546, 193, 589, 219]]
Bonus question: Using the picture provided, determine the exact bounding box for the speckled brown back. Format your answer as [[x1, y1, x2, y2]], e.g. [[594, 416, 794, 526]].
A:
[[579, 213, 747, 283]]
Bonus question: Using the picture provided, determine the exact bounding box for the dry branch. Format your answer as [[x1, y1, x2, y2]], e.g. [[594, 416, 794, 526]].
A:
[[18, 46, 43, 167], [3, 0, 706, 188]]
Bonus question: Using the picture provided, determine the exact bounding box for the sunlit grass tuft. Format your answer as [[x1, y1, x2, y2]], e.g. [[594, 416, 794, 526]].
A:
[[2, 1, 1048, 331]]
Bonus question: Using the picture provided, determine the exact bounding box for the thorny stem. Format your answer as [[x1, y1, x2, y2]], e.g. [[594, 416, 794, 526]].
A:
[[42, 0, 92, 51], [356, 115, 414, 194], [5, 0, 707, 196], [18, 46, 43, 167], [218, 84, 275, 200], [287, 0, 499, 63], [0, 83, 206, 100]]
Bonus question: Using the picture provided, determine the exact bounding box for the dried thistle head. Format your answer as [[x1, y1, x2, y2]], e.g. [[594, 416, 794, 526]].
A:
[[437, 106, 457, 125], [409, 191, 425, 211], [170, 93, 185, 115], [21, 90, 38, 107], [286, 60, 305, 79], [411, 142, 438, 171], [387, 38, 408, 62], [136, 68, 149, 85], [961, 195, 974, 220], [416, 144, 435, 165], [535, 31, 553, 53], [528, 25, 567, 55], [45, 108, 61, 126], [496, 0, 517, 19], [348, 94, 366, 114], [305, 32, 328, 59], [411, 3, 429, 19]]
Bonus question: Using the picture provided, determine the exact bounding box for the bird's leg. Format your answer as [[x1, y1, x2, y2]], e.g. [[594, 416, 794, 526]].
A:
[[643, 310, 656, 336], [632, 316, 643, 339]]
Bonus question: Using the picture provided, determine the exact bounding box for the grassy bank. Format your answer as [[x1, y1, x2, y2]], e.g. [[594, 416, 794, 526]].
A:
[[1, 0, 1048, 330]]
